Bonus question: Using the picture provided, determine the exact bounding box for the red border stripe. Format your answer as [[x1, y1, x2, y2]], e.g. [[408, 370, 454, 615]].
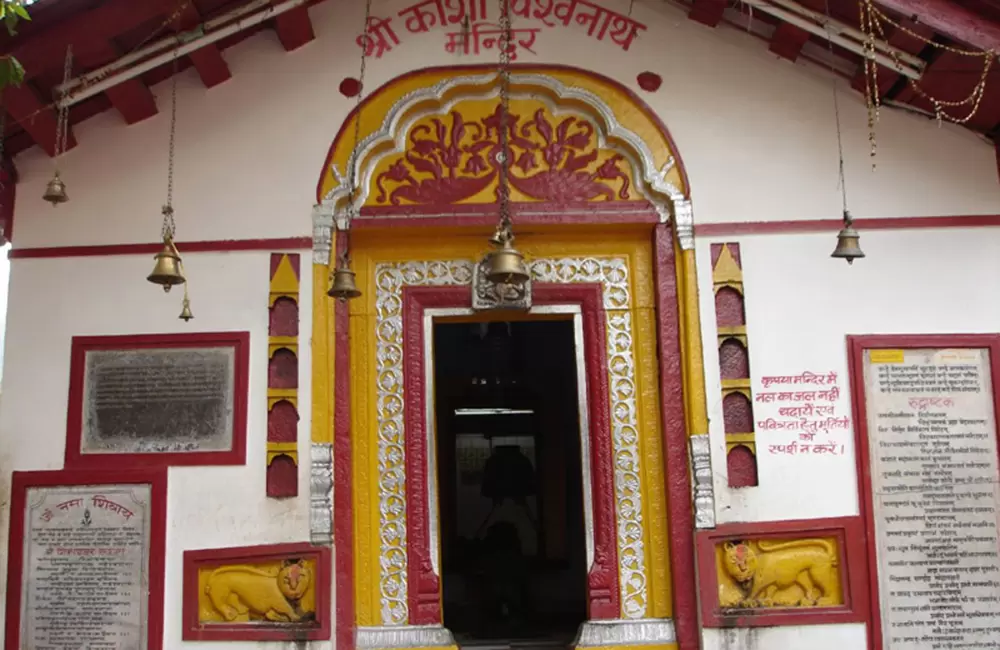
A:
[[9, 214, 1000, 260]]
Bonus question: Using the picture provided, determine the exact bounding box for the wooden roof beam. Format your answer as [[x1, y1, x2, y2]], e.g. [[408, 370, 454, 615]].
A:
[[689, 0, 727, 27], [272, 2, 314, 50], [875, 0, 1000, 53], [8, 0, 175, 82], [769, 22, 811, 61], [77, 41, 158, 125], [850, 19, 932, 98], [4, 85, 77, 157], [175, 3, 231, 88]]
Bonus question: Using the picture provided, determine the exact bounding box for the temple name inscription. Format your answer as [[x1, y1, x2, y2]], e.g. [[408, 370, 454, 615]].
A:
[[19, 485, 152, 650], [357, 0, 647, 60], [862, 348, 1000, 649]]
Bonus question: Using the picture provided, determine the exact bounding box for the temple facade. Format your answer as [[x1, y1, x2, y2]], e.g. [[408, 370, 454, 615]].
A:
[[1, 1, 999, 650]]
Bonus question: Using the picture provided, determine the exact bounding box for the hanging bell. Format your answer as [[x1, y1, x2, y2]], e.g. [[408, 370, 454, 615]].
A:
[[178, 298, 194, 322], [830, 213, 865, 265], [43, 172, 68, 206], [328, 261, 362, 301], [486, 239, 530, 285], [147, 238, 186, 292]]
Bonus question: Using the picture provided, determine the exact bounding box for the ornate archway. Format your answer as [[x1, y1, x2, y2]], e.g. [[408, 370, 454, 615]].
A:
[[309, 65, 712, 650]]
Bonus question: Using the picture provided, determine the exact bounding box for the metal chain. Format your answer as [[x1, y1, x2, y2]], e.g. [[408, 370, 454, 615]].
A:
[[54, 45, 73, 162], [161, 51, 179, 240], [342, 0, 372, 263], [496, 0, 513, 240], [822, 0, 849, 213]]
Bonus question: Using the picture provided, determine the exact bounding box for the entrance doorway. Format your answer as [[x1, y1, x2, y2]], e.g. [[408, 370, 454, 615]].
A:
[[434, 318, 588, 648]]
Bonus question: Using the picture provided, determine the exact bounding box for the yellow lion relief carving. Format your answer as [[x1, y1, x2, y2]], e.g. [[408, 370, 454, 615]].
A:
[[718, 539, 841, 609], [202, 559, 314, 623]]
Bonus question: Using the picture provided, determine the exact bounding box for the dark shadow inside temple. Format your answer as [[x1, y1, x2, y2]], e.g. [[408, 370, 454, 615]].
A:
[[434, 319, 588, 649]]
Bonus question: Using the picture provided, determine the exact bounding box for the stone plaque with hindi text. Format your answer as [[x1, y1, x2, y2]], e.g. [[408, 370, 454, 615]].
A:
[[863, 347, 1000, 649], [20, 484, 152, 650]]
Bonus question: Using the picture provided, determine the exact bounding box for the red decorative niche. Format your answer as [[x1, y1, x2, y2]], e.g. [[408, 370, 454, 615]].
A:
[[4, 468, 167, 650], [65, 332, 250, 469], [696, 517, 870, 628], [182, 543, 332, 641], [726, 445, 758, 488], [66, 332, 250, 469]]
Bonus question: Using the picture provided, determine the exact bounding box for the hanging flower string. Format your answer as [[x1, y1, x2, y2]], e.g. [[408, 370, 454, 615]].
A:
[[860, 0, 996, 167]]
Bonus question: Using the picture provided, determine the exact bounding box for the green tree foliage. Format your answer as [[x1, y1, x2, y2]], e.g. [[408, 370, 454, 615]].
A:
[[0, 0, 30, 89]]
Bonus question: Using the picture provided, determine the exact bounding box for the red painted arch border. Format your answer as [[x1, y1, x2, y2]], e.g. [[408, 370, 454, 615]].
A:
[[400, 283, 622, 624], [4, 468, 168, 650], [847, 333, 1000, 650]]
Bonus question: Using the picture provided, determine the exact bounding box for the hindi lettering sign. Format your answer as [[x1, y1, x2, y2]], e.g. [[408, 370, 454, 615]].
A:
[[357, 0, 646, 60], [65, 332, 249, 468], [755, 371, 851, 457], [4, 470, 166, 650], [860, 347, 1000, 649]]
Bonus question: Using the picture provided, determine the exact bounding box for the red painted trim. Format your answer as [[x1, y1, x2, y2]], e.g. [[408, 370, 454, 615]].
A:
[[695, 516, 869, 628], [4, 468, 168, 650], [14, 214, 1000, 261], [315, 63, 692, 203], [846, 333, 1000, 650], [182, 542, 332, 641], [694, 214, 1000, 236], [9, 237, 312, 259], [65, 331, 250, 469], [652, 225, 699, 650], [399, 283, 621, 623], [875, 0, 1000, 52], [333, 232, 356, 650]]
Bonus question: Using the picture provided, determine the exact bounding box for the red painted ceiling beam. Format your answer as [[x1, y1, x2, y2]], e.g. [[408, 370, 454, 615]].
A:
[[272, 3, 315, 51], [875, 0, 1000, 52], [850, 19, 932, 97], [175, 4, 232, 88], [769, 22, 811, 61], [4, 85, 77, 157], [7, 0, 177, 82], [77, 41, 158, 125], [689, 0, 727, 27]]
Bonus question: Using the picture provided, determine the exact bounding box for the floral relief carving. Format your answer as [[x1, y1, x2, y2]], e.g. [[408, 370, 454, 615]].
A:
[[374, 105, 633, 206], [372, 257, 647, 626]]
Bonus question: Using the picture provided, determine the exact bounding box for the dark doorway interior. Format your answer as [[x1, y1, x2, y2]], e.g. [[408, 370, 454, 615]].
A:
[[434, 319, 587, 648]]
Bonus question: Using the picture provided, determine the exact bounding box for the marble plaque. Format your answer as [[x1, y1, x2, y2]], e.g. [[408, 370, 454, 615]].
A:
[[20, 484, 152, 650], [82, 346, 235, 454], [863, 348, 1000, 649]]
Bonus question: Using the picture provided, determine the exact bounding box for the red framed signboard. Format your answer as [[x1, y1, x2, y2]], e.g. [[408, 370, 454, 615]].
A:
[[65, 331, 250, 469], [4, 468, 167, 650], [695, 516, 870, 628], [848, 334, 1000, 650], [182, 542, 332, 641]]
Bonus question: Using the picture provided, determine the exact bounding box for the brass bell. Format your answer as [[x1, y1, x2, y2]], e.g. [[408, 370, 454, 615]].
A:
[[328, 261, 362, 302], [178, 298, 193, 322], [830, 213, 865, 265], [486, 239, 530, 285], [43, 172, 68, 206], [147, 238, 186, 292]]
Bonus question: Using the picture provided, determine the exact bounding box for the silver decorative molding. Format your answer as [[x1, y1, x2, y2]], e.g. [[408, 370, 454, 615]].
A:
[[574, 618, 677, 647], [690, 433, 716, 529], [309, 442, 334, 545], [373, 257, 648, 625], [471, 257, 532, 311], [673, 198, 695, 250], [312, 203, 334, 267], [356, 625, 455, 649], [319, 71, 685, 218]]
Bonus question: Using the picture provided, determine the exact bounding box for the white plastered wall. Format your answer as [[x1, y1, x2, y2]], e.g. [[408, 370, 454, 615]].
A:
[[0, 0, 997, 648]]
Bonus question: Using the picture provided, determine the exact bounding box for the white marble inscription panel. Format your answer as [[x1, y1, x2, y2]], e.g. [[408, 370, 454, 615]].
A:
[[20, 484, 152, 650], [863, 348, 1000, 649]]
